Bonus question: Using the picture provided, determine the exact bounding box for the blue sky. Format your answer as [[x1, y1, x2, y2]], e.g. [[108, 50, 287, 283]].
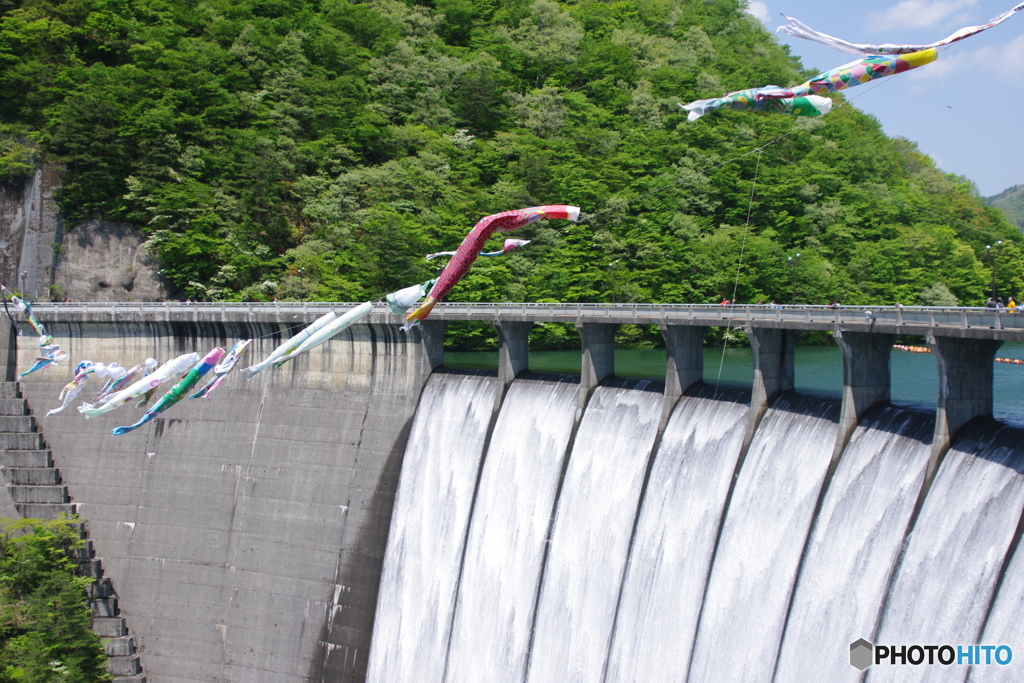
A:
[[744, 0, 1024, 197]]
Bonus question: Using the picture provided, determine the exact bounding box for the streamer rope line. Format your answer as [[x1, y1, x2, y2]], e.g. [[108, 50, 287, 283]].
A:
[[715, 151, 762, 396]]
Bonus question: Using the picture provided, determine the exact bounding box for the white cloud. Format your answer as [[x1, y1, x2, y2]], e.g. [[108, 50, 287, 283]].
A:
[[973, 34, 1024, 85], [904, 50, 965, 91], [868, 0, 980, 31], [900, 34, 1024, 94], [745, 1, 770, 23]]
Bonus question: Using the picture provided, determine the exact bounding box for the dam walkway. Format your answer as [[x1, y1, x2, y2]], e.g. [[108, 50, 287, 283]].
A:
[[27, 300, 1024, 342]]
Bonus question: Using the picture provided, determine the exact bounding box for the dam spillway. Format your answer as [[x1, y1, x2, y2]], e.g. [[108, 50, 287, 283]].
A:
[[1, 304, 1022, 682]]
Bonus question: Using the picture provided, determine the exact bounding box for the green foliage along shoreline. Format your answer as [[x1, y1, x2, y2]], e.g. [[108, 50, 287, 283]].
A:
[[1, 0, 1020, 320], [0, 516, 111, 682]]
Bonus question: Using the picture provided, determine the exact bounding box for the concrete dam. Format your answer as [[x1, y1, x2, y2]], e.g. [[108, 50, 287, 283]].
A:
[[2, 302, 1023, 682]]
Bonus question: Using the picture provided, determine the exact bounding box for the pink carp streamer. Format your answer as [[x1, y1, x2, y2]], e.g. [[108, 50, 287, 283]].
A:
[[405, 205, 580, 329]]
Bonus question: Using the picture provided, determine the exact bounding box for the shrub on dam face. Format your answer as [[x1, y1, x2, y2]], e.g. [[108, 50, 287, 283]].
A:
[[0, 516, 110, 682]]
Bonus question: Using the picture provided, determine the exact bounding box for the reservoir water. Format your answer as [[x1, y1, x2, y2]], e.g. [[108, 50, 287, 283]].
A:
[[445, 340, 1024, 422]]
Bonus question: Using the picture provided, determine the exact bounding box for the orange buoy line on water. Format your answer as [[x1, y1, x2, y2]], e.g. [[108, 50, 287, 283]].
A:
[[892, 345, 932, 354], [893, 345, 1023, 364]]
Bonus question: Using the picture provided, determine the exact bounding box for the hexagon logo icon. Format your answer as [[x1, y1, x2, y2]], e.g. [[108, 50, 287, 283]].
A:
[[850, 638, 874, 671]]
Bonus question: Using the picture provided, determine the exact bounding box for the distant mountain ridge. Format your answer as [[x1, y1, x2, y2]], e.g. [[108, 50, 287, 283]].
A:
[[988, 184, 1024, 230]]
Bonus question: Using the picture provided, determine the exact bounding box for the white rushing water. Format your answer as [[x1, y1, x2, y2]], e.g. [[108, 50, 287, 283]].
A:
[[444, 378, 578, 683], [872, 422, 1024, 683], [366, 373, 497, 683], [976, 430, 1024, 683], [688, 393, 838, 683], [604, 386, 749, 682], [775, 405, 933, 681], [526, 383, 662, 683]]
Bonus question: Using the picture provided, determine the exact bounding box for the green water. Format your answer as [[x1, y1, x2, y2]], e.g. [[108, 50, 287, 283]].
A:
[[445, 341, 1024, 422]]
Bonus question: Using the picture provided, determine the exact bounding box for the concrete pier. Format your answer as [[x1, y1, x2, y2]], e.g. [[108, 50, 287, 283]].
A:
[[742, 327, 797, 451], [661, 325, 707, 398], [926, 335, 1004, 482], [494, 321, 532, 387], [576, 322, 618, 416], [833, 330, 897, 459], [416, 320, 447, 378], [659, 324, 708, 431]]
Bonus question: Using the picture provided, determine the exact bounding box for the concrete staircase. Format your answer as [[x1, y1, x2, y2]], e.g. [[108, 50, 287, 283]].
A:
[[0, 382, 145, 682]]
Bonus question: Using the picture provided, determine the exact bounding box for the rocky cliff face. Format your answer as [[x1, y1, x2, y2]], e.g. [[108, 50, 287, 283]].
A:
[[1, 165, 174, 301], [52, 220, 174, 302]]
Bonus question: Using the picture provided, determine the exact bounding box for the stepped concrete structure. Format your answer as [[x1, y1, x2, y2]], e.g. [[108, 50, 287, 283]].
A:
[[0, 378, 145, 680], [0, 300, 1017, 681]]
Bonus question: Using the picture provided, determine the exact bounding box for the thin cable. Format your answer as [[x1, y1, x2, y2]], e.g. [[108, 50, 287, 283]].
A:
[[715, 151, 762, 396]]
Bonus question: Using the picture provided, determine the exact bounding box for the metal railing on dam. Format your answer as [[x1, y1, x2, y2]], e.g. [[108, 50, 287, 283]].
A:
[[27, 300, 1024, 341]]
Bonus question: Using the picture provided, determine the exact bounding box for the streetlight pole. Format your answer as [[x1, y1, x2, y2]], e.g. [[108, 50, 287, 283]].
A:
[[19, 271, 26, 297], [786, 253, 800, 304], [985, 241, 1003, 301], [607, 260, 620, 303]]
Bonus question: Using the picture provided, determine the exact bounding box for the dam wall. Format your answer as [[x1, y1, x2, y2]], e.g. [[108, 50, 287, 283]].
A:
[[5, 305, 1023, 681], [13, 316, 437, 682]]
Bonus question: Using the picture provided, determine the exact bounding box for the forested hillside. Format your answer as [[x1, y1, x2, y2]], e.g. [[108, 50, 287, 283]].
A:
[[1, 0, 1020, 311], [989, 184, 1024, 230]]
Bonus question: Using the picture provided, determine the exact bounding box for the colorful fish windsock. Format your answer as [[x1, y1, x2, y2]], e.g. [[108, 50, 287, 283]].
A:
[[799, 49, 938, 96], [97, 363, 142, 404], [93, 362, 127, 402], [405, 205, 580, 329], [17, 301, 46, 338], [680, 87, 833, 121], [79, 352, 199, 418], [425, 238, 534, 261], [241, 311, 338, 380], [778, 3, 1024, 56], [189, 339, 251, 399], [274, 302, 374, 367], [18, 346, 67, 379], [46, 361, 94, 417], [680, 49, 936, 121], [3, 289, 47, 338], [134, 358, 160, 408], [112, 347, 224, 435], [386, 279, 438, 315]]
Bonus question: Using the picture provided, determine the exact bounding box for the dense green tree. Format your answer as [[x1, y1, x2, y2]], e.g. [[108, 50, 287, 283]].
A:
[[0, 516, 110, 682]]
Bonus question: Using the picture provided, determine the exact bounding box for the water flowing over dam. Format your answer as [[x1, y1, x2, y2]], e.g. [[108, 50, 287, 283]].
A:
[[2, 304, 1022, 682], [370, 375, 1024, 683]]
